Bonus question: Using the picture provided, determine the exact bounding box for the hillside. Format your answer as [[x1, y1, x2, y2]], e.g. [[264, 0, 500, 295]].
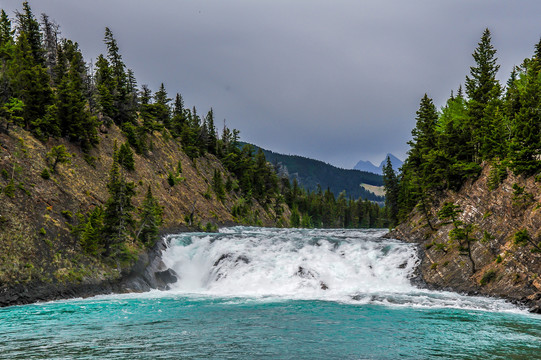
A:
[[243, 143, 384, 202], [390, 164, 541, 312], [0, 125, 282, 306]]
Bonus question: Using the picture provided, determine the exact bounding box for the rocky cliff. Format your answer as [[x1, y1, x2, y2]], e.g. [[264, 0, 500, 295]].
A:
[[0, 125, 282, 306], [390, 164, 541, 313]]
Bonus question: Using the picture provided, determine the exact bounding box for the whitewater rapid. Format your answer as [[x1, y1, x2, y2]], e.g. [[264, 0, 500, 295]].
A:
[[160, 227, 523, 312]]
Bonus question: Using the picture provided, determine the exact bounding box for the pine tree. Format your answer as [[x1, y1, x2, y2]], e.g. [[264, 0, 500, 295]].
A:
[[465, 28, 502, 162], [102, 142, 135, 258], [205, 108, 217, 154], [15, 2, 44, 65], [212, 169, 225, 201], [47, 144, 71, 172], [382, 156, 399, 227], [508, 38, 541, 176], [0, 97, 24, 134], [8, 32, 53, 137], [117, 142, 135, 171], [154, 83, 171, 127], [55, 41, 98, 148], [137, 185, 163, 247], [0, 10, 13, 47], [94, 54, 114, 122], [80, 206, 104, 256]]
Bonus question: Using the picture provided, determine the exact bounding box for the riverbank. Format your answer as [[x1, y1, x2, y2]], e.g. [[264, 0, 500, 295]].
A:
[[389, 164, 541, 313]]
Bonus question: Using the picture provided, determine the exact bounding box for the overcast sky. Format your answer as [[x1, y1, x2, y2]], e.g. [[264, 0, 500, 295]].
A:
[[2, 1, 541, 168]]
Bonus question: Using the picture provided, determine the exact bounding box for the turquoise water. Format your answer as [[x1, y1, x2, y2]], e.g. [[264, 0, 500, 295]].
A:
[[1, 228, 539, 359]]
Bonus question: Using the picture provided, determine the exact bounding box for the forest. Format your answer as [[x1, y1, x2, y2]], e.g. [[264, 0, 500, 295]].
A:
[[0, 2, 388, 264], [383, 28, 541, 230]]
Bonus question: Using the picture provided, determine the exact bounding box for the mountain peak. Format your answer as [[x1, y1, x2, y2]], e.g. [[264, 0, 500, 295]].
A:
[[353, 154, 403, 175]]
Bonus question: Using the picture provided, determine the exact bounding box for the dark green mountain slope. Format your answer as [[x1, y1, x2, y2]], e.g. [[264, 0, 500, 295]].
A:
[[241, 143, 384, 202]]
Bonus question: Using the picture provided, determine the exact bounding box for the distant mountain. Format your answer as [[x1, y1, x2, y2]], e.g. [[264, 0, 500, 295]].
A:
[[353, 153, 403, 175], [241, 143, 384, 202], [352, 159, 380, 174]]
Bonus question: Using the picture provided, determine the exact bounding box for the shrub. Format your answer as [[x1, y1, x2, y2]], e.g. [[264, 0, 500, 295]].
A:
[[480, 270, 497, 286], [40, 168, 51, 179], [514, 229, 530, 246]]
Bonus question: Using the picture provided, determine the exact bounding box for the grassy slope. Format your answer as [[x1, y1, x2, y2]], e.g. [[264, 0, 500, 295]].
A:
[[0, 125, 281, 296]]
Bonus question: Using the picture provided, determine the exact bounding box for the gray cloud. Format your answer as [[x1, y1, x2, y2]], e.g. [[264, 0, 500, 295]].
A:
[[2, 0, 541, 167]]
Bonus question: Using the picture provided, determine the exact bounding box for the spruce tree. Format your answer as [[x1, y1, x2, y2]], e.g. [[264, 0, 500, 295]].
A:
[[508, 37, 541, 175], [382, 156, 399, 227], [465, 28, 502, 162], [8, 32, 53, 137], [154, 83, 171, 128], [15, 2, 44, 65], [102, 143, 135, 258], [137, 185, 163, 247], [117, 142, 135, 171]]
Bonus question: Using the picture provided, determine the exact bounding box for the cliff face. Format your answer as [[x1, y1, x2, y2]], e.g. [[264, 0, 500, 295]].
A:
[[390, 164, 541, 313], [0, 126, 281, 306]]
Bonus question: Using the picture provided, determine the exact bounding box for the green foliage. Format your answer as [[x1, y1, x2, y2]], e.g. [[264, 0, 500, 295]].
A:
[[482, 230, 495, 244], [203, 186, 212, 200], [480, 270, 497, 286], [495, 254, 502, 263], [514, 229, 530, 246], [382, 156, 399, 227], [137, 185, 163, 247], [46, 145, 71, 172], [40, 168, 50, 179], [487, 162, 508, 190], [437, 202, 462, 225], [212, 169, 225, 201], [512, 183, 534, 208], [204, 222, 217, 233], [0, 98, 24, 134], [101, 144, 135, 258], [167, 171, 176, 187], [117, 142, 135, 171], [79, 206, 105, 257], [247, 143, 384, 202], [3, 178, 15, 197], [290, 206, 300, 227], [38, 227, 46, 235]]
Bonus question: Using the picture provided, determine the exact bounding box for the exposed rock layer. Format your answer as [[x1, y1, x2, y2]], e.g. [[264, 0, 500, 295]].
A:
[[390, 165, 541, 313]]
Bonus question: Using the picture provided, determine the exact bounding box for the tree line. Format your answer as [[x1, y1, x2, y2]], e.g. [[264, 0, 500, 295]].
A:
[[0, 2, 388, 260], [383, 28, 541, 228]]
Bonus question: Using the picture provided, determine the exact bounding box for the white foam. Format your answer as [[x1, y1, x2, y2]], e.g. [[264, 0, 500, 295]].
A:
[[161, 228, 525, 313]]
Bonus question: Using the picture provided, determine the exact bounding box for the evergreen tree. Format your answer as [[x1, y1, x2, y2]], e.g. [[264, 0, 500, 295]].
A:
[[102, 143, 135, 258], [8, 32, 53, 137], [15, 2, 44, 65], [80, 206, 104, 256], [94, 54, 114, 122], [47, 144, 71, 172], [154, 83, 171, 127], [212, 169, 225, 201], [508, 38, 541, 176], [465, 28, 502, 162], [0, 97, 24, 134], [55, 41, 98, 148], [137, 185, 163, 247], [0, 10, 13, 47], [117, 142, 135, 171], [382, 156, 399, 227]]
